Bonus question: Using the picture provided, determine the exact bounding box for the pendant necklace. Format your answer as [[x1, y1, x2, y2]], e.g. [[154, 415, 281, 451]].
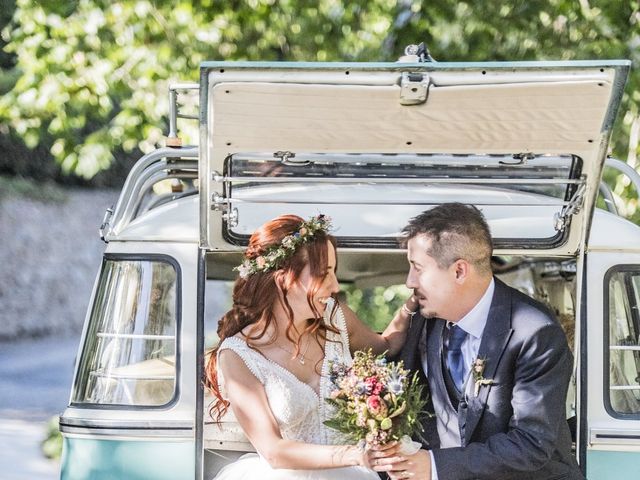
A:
[[275, 336, 311, 365]]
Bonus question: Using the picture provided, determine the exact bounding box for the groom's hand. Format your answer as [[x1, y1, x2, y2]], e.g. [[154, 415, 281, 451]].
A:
[[365, 441, 402, 470], [372, 448, 431, 480]]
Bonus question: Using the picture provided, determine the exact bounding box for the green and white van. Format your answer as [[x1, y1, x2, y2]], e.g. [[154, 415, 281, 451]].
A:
[[59, 55, 640, 479]]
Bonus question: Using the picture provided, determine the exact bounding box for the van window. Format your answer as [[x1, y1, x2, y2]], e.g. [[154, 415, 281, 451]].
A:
[[607, 268, 640, 415], [72, 256, 179, 407]]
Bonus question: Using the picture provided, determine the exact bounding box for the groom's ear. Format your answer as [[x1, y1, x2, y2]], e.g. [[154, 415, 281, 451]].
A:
[[453, 259, 471, 282]]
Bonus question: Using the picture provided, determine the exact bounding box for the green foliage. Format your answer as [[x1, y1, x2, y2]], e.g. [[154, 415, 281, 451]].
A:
[[0, 0, 16, 68], [343, 284, 411, 332], [0, 0, 638, 219], [41, 416, 63, 460]]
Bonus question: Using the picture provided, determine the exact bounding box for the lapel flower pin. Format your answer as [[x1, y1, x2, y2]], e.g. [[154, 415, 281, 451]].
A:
[[472, 357, 494, 397]]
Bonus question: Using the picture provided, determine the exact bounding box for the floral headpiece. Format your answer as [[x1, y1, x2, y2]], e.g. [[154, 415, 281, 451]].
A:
[[235, 214, 332, 279]]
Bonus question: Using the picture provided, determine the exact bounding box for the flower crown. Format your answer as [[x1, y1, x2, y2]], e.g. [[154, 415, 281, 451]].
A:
[[235, 214, 332, 279]]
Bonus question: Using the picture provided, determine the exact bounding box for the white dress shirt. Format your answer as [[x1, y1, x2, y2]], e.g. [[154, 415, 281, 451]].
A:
[[422, 278, 495, 480]]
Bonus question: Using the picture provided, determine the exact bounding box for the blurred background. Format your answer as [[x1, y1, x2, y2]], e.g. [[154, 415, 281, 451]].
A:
[[1, 1, 639, 478]]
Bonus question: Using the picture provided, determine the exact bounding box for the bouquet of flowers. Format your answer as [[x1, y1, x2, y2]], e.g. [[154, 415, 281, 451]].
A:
[[325, 349, 427, 453]]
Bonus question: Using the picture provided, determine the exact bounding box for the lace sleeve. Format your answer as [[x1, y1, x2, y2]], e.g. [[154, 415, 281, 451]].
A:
[[217, 337, 266, 392], [324, 298, 351, 356]]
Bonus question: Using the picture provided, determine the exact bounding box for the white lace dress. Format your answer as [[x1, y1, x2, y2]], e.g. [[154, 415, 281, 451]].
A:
[[213, 302, 378, 480]]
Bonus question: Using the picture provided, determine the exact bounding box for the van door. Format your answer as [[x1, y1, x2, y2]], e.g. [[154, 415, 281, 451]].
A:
[[585, 250, 640, 479]]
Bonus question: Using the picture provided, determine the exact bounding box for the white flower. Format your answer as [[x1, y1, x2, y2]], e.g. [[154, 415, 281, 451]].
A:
[[236, 262, 252, 279]]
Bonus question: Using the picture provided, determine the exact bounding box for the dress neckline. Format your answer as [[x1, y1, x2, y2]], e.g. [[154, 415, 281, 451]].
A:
[[226, 335, 330, 399]]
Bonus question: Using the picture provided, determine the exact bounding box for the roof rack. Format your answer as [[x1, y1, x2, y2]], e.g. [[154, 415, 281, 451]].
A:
[[599, 158, 640, 217], [100, 146, 198, 242]]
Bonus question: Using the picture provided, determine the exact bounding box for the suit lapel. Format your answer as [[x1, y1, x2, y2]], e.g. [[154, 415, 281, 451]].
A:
[[399, 314, 425, 371], [463, 279, 514, 445]]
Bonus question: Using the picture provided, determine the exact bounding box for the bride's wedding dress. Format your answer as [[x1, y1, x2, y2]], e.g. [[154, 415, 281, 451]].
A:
[[213, 300, 378, 479]]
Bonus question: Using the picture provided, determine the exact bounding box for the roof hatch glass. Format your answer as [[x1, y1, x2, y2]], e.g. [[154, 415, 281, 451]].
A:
[[214, 152, 583, 249]]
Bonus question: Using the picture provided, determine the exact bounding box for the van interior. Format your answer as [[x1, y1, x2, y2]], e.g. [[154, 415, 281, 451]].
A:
[[201, 251, 581, 477]]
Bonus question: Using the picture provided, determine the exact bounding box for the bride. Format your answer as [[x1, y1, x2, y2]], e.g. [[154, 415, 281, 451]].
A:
[[205, 214, 418, 479]]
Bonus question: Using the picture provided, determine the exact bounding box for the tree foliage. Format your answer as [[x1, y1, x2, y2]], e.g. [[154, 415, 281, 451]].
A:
[[1, 0, 639, 218]]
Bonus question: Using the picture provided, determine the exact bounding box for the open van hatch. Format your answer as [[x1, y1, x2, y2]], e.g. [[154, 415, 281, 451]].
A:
[[200, 61, 628, 256]]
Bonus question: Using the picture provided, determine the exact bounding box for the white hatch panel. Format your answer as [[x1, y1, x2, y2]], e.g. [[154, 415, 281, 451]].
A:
[[200, 61, 628, 254]]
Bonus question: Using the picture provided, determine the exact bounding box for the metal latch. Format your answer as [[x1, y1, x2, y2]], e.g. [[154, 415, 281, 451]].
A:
[[554, 181, 587, 232], [99, 206, 114, 243], [211, 188, 238, 227], [400, 72, 430, 105], [274, 151, 308, 166]]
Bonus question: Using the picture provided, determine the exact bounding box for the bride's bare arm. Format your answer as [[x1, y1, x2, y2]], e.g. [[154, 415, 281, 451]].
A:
[[219, 349, 399, 470], [340, 296, 418, 357]]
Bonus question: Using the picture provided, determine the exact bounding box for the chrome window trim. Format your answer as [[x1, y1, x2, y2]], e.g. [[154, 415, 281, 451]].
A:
[[603, 264, 640, 420], [70, 253, 183, 411]]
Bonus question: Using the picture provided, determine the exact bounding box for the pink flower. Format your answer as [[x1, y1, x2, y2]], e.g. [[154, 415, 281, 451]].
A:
[[366, 395, 388, 418], [298, 227, 308, 236], [365, 376, 383, 395], [255, 256, 266, 268]]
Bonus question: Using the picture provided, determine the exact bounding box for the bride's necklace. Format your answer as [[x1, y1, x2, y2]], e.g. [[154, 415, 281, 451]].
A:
[[274, 336, 311, 365]]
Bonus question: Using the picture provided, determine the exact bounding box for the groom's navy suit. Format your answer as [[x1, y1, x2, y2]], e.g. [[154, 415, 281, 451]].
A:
[[398, 278, 584, 480]]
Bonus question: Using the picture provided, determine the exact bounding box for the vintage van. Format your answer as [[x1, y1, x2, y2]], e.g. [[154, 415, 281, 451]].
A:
[[59, 55, 640, 479]]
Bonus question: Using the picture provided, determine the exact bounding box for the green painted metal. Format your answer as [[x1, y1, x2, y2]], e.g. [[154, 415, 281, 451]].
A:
[[60, 437, 195, 480], [587, 450, 640, 479]]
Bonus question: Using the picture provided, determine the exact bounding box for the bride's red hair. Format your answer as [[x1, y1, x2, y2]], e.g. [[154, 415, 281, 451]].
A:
[[205, 214, 339, 421]]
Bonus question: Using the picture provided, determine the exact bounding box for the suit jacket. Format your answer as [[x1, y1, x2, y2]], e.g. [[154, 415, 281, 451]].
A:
[[397, 278, 584, 480]]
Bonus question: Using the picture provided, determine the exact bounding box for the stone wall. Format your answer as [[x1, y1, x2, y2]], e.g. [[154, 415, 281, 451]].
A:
[[0, 189, 118, 340]]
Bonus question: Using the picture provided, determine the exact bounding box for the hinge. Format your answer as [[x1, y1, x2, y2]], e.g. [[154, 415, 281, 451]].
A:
[[400, 72, 430, 105], [210, 189, 238, 227], [554, 181, 587, 232]]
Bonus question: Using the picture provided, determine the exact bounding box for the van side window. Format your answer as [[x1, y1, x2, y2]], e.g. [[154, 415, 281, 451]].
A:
[[72, 256, 179, 407], [607, 268, 640, 415]]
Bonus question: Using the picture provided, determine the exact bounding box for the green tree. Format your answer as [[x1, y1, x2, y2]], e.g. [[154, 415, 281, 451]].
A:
[[1, 0, 639, 220]]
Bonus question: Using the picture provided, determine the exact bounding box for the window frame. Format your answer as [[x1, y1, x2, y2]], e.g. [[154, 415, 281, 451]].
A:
[[603, 264, 640, 420], [70, 253, 182, 410]]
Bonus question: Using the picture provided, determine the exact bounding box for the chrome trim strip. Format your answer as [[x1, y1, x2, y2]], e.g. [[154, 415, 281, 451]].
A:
[[590, 428, 640, 446], [217, 175, 583, 185], [60, 425, 193, 438], [60, 417, 193, 430]]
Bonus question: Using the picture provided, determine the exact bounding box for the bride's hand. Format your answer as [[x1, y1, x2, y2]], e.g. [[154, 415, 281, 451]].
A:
[[362, 441, 404, 469]]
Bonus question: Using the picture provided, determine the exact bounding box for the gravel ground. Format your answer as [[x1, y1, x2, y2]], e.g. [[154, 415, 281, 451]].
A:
[[0, 188, 119, 339]]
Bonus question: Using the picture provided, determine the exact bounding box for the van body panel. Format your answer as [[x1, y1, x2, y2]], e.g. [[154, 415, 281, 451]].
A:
[[60, 437, 195, 480], [586, 450, 640, 479], [587, 210, 640, 252], [116, 196, 199, 243]]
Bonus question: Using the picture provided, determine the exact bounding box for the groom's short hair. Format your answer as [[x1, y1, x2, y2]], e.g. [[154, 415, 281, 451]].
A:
[[401, 203, 493, 275]]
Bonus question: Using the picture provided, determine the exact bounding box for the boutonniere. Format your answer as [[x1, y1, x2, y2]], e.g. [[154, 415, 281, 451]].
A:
[[472, 358, 494, 397]]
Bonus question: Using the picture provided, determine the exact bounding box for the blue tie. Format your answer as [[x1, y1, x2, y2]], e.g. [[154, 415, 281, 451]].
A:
[[446, 324, 468, 392]]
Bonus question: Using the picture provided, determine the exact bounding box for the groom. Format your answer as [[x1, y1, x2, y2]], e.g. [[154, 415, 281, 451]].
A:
[[381, 203, 584, 480]]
